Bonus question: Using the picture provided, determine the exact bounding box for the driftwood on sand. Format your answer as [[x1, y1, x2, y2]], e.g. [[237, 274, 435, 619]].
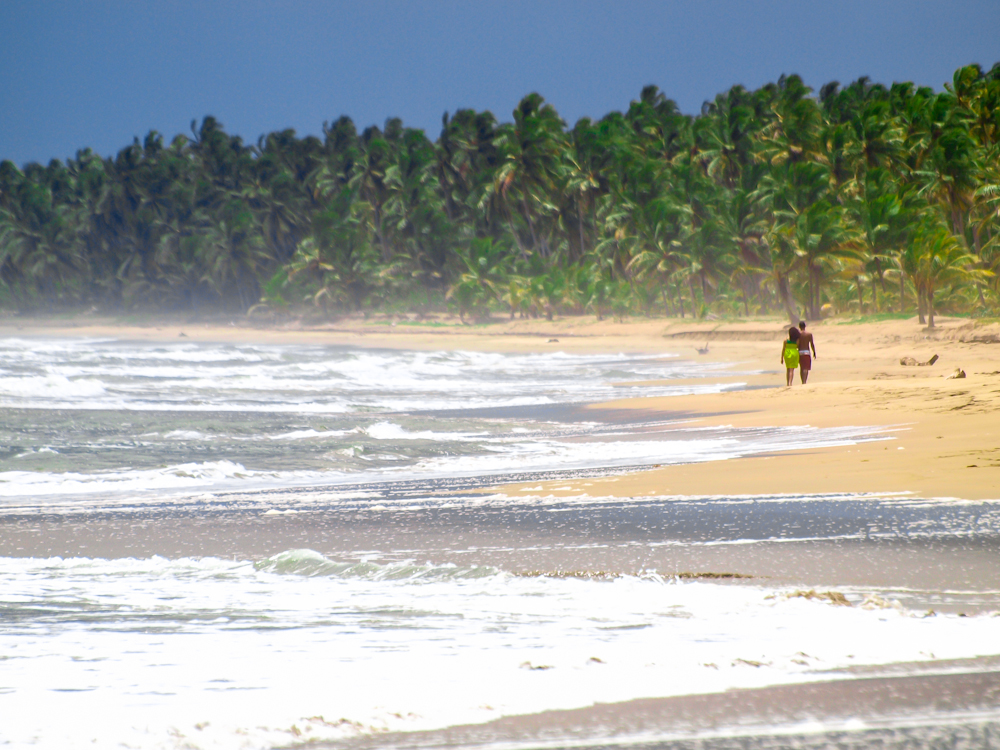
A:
[[900, 354, 939, 366]]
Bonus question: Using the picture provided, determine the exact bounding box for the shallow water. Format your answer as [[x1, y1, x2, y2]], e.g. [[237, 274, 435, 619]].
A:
[[0, 337, 997, 750], [0, 337, 883, 505]]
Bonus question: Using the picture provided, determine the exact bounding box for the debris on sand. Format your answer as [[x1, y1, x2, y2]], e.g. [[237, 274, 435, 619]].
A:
[[785, 589, 852, 606], [515, 570, 754, 581], [946, 367, 966, 379], [732, 658, 769, 667], [516, 570, 618, 580], [520, 661, 553, 671], [861, 594, 904, 611], [900, 354, 939, 366]]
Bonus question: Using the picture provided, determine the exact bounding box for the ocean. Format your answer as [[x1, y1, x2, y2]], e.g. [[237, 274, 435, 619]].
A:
[[1, 337, 997, 749]]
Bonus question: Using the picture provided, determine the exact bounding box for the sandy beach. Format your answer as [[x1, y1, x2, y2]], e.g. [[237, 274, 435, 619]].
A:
[[2, 312, 999, 749], [6, 312, 999, 502]]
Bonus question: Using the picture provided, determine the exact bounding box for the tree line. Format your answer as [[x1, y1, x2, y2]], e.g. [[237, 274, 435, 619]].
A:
[[2, 64, 1000, 326]]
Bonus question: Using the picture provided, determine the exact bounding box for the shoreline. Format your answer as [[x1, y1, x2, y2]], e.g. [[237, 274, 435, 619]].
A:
[[298, 664, 1000, 750], [3, 313, 1000, 502]]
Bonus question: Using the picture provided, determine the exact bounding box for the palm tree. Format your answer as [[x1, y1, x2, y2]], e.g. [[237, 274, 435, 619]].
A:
[[446, 237, 511, 321], [697, 85, 761, 189], [3, 63, 1000, 323], [350, 124, 396, 263], [906, 221, 989, 327], [757, 75, 824, 167], [782, 199, 861, 319], [485, 94, 567, 257]]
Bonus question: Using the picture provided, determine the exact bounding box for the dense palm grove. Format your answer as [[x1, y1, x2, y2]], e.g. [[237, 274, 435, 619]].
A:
[[3, 64, 1000, 326]]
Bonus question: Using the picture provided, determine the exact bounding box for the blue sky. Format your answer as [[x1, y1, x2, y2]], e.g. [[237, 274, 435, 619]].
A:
[[2, 0, 998, 166]]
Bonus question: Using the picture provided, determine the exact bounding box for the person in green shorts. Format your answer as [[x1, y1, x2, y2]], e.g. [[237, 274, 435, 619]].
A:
[[781, 326, 800, 386]]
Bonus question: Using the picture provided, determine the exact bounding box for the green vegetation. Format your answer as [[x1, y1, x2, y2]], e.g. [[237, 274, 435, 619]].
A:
[[833, 311, 914, 325], [3, 65, 1000, 327]]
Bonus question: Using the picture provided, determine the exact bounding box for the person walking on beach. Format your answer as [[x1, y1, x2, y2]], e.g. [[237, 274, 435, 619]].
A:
[[781, 327, 800, 386], [797, 320, 817, 384]]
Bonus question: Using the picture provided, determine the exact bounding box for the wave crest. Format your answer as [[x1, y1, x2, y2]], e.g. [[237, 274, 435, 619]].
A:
[[253, 549, 502, 581]]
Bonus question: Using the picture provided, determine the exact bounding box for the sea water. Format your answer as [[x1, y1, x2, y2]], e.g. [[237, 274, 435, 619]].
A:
[[0, 337, 997, 749]]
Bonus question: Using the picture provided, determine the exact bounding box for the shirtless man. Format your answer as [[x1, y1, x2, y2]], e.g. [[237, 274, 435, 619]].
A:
[[797, 320, 817, 384]]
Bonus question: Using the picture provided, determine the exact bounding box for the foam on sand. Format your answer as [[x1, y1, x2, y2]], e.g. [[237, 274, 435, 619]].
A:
[[2, 552, 998, 749]]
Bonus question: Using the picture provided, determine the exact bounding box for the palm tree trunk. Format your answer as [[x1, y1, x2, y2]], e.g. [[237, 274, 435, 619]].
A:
[[777, 274, 798, 325], [811, 265, 822, 320], [804, 263, 815, 324], [504, 205, 528, 259], [951, 200, 963, 237], [813, 268, 823, 320], [521, 197, 539, 253], [899, 269, 906, 313], [375, 209, 390, 263]]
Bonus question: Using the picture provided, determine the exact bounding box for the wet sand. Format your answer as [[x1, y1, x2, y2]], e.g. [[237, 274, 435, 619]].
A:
[[4, 490, 997, 614], [294, 666, 1000, 750]]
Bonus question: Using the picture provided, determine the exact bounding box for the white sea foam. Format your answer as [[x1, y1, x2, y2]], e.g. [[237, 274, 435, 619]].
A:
[[0, 460, 335, 498], [2, 552, 997, 750], [0, 424, 887, 503], [269, 427, 352, 440], [163, 429, 210, 440], [362, 420, 486, 441], [408, 423, 886, 478], [0, 338, 751, 412], [0, 373, 107, 399]]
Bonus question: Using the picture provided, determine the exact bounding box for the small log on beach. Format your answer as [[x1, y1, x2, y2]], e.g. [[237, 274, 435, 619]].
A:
[[900, 354, 939, 366]]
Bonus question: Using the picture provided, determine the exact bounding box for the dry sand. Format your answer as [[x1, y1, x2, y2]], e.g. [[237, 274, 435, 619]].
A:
[[578, 317, 1000, 502], [3, 312, 1000, 502]]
